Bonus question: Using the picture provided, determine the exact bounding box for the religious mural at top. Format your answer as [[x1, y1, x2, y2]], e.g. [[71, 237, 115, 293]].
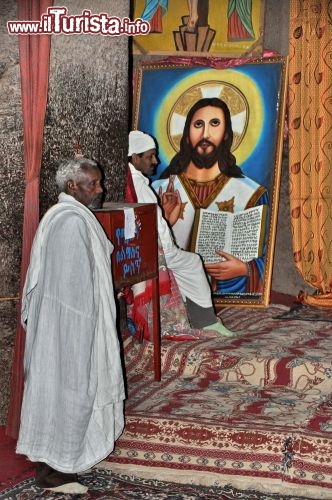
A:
[[133, 0, 265, 56]]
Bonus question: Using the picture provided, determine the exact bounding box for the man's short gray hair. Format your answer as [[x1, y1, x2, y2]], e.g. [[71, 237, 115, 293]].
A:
[[55, 158, 97, 192]]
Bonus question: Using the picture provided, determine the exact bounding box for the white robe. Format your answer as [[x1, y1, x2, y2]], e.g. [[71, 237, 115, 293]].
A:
[[129, 163, 212, 308], [16, 193, 125, 473]]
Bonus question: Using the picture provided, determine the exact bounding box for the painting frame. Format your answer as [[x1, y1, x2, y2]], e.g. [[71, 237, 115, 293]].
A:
[[132, 56, 288, 308], [133, 0, 265, 58]]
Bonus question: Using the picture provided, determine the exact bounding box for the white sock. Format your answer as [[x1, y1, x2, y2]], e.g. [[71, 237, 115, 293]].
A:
[[47, 482, 88, 494]]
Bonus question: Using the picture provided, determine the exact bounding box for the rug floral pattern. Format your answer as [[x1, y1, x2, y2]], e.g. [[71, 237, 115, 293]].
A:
[[104, 305, 332, 499], [0, 467, 314, 499]]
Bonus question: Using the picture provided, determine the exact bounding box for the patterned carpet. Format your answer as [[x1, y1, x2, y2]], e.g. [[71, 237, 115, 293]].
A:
[[0, 467, 316, 499], [1, 300, 331, 499], [274, 302, 332, 322], [103, 304, 332, 499]]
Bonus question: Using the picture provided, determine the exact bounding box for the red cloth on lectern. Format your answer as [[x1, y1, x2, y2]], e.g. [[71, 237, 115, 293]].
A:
[[125, 166, 138, 204], [125, 167, 171, 340]]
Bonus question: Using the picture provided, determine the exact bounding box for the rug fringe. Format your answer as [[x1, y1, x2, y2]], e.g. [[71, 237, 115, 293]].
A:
[[98, 461, 331, 499]]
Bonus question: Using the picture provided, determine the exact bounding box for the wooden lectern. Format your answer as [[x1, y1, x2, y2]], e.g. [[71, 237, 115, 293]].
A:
[[94, 202, 161, 381]]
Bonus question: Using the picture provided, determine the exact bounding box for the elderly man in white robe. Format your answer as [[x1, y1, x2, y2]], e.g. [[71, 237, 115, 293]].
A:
[[16, 158, 125, 494], [127, 130, 234, 337]]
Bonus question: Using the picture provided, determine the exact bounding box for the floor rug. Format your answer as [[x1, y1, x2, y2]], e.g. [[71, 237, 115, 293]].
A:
[[0, 467, 315, 499], [273, 303, 332, 322], [104, 304, 332, 499]]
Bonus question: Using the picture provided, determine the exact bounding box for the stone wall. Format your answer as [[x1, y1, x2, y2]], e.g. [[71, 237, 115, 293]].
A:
[[40, 0, 130, 215], [0, 0, 24, 423], [0, 0, 24, 299], [265, 0, 313, 296]]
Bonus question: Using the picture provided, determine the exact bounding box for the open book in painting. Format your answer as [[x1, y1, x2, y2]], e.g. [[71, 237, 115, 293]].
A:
[[191, 205, 267, 264]]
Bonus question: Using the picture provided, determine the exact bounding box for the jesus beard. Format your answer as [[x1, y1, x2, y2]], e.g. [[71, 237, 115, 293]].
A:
[[190, 140, 221, 169]]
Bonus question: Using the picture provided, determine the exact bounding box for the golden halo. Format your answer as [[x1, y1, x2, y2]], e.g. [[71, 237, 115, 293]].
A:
[[167, 81, 248, 152], [156, 68, 263, 166]]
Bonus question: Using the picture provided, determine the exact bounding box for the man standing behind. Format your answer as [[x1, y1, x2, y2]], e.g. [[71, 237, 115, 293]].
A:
[[127, 130, 233, 337], [16, 158, 125, 494]]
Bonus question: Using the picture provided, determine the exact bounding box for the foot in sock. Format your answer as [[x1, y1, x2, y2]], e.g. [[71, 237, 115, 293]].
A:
[[35, 462, 88, 494], [47, 482, 88, 494], [203, 321, 234, 337]]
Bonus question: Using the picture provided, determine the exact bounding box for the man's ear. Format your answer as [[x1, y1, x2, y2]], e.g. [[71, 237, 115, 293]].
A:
[[66, 179, 76, 193], [131, 153, 138, 166]]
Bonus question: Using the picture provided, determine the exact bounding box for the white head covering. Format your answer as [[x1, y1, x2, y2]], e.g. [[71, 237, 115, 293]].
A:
[[128, 130, 156, 156]]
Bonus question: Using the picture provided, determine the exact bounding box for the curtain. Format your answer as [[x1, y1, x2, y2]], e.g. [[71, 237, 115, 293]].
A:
[[6, 0, 53, 438], [288, 0, 332, 307]]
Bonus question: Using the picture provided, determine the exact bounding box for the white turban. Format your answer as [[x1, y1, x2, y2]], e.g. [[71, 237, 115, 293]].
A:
[[128, 130, 156, 156]]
